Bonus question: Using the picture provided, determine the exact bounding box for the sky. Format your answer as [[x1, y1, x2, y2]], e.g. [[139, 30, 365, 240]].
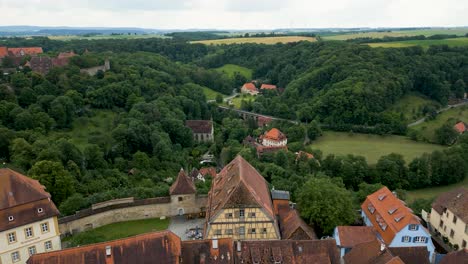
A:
[[0, 0, 467, 30]]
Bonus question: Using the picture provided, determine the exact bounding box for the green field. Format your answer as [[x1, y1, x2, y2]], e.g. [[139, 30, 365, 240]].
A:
[[388, 94, 439, 124], [192, 36, 316, 45], [49, 34, 168, 41], [202, 87, 224, 100], [310, 131, 445, 164], [407, 176, 468, 203], [323, 28, 468, 40], [215, 64, 253, 80], [63, 218, 170, 247], [411, 105, 468, 142], [224, 94, 255, 109], [367, 37, 468, 48]]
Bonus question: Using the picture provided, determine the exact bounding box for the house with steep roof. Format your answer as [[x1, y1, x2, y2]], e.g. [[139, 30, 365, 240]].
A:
[[185, 120, 214, 143], [343, 239, 405, 264], [204, 155, 281, 240], [181, 237, 233, 264], [261, 128, 287, 147], [241, 82, 259, 95], [0, 168, 61, 264], [7, 47, 43, 57], [0, 47, 8, 59], [361, 187, 435, 260], [427, 187, 468, 250], [333, 226, 378, 257], [169, 169, 197, 216]]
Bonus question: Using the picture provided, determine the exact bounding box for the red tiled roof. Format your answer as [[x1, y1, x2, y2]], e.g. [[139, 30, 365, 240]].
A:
[[199, 167, 216, 178], [8, 47, 43, 56], [57, 51, 76, 59], [181, 238, 233, 264], [169, 169, 196, 195], [264, 128, 287, 141], [335, 226, 377, 248], [277, 205, 317, 240], [185, 120, 213, 134], [343, 239, 404, 264], [454, 122, 467, 134], [0, 46, 8, 58], [361, 187, 420, 244], [260, 84, 277, 90], [27, 231, 182, 264], [242, 82, 257, 91], [439, 249, 468, 264], [205, 155, 275, 223], [432, 187, 468, 223]]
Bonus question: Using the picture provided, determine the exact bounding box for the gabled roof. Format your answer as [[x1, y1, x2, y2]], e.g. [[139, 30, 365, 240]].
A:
[[26, 231, 182, 264], [278, 206, 317, 240], [242, 82, 257, 91], [0, 46, 8, 58], [264, 128, 287, 141], [185, 120, 213, 134], [296, 151, 314, 160], [205, 155, 274, 222], [335, 226, 377, 248], [181, 238, 233, 264], [199, 167, 216, 178], [432, 187, 468, 223], [361, 187, 420, 244], [57, 51, 76, 59], [454, 122, 467, 134], [260, 84, 277, 90], [389, 247, 430, 264], [343, 239, 404, 264], [439, 249, 468, 264], [8, 47, 43, 56], [169, 169, 196, 195]]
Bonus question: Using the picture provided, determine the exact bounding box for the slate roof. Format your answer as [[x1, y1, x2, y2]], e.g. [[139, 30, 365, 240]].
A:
[[335, 226, 378, 248], [181, 238, 233, 264], [389, 246, 430, 264], [0, 168, 59, 232], [438, 249, 468, 264], [186, 120, 213, 134], [432, 187, 468, 223], [264, 128, 287, 141], [169, 169, 196, 195], [236, 239, 340, 264], [26, 231, 182, 264], [361, 187, 421, 244], [271, 190, 290, 200], [205, 155, 275, 223]]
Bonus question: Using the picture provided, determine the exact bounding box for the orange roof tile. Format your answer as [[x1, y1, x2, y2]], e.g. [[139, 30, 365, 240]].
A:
[[454, 122, 467, 134], [8, 47, 43, 56], [0, 46, 8, 58], [242, 82, 257, 92], [296, 151, 314, 160], [260, 84, 277, 90], [361, 187, 420, 244], [264, 128, 287, 141], [199, 167, 216, 178]]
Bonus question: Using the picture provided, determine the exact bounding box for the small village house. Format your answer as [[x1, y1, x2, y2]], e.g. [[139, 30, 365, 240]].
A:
[[261, 128, 287, 147], [185, 120, 214, 143], [241, 82, 259, 95], [260, 83, 277, 90]]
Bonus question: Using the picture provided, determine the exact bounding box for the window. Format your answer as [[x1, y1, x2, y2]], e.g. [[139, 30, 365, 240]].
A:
[[226, 229, 233, 235], [453, 215, 457, 224], [414, 236, 427, 243], [465, 224, 468, 234], [178, 197, 183, 202], [250, 212, 256, 218], [25, 227, 34, 238], [11, 251, 20, 263], [262, 228, 267, 234], [250, 228, 256, 234], [439, 220, 444, 227], [8, 215, 14, 222], [37, 208, 44, 213], [402, 236, 411, 243], [45, 241, 53, 251], [462, 240, 466, 248], [28, 246, 37, 256], [368, 205, 375, 214], [215, 229, 222, 236], [7, 232, 16, 243], [239, 226, 245, 235], [41, 222, 49, 233], [450, 229, 455, 238], [239, 209, 245, 218], [408, 224, 418, 231]]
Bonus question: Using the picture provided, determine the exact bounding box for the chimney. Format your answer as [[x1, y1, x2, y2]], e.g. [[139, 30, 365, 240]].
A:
[[212, 237, 218, 249], [106, 246, 112, 256], [237, 241, 242, 252]]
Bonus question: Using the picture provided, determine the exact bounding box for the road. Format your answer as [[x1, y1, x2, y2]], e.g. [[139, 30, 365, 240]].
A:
[[207, 89, 238, 103], [407, 100, 468, 127]]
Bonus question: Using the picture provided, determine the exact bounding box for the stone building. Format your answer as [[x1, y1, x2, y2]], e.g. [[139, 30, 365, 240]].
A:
[[169, 169, 198, 216], [0, 168, 61, 264], [185, 120, 214, 143]]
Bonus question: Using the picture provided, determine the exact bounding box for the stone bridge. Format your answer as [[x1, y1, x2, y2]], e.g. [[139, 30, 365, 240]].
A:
[[217, 106, 298, 125]]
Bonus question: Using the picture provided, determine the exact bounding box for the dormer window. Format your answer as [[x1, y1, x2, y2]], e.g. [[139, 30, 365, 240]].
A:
[[8, 216, 14, 222], [409, 224, 418, 231], [37, 208, 44, 214], [388, 208, 398, 215], [378, 194, 387, 201], [368, 204, 375, 214], [394, 216, 405, 222]]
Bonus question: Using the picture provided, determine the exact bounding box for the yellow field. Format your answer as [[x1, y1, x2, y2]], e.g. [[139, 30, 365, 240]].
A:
[[192, 36, 316, 45], [323, 28, 468, 41]]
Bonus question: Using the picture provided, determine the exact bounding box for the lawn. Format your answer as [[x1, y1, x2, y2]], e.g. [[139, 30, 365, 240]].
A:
[[407, 176, 468, 203], [367, 37, 468, 49], [411, 105, 468, 142], [192, 36, 316, 45], [202, 87, 224, 100], [387, 94, 439, 124], [63, 218, 170, 247], [310, 131, 445, 164], [323, 28, 468, 40], [215, 64, 253, 80], [224, 94, 256, 109]]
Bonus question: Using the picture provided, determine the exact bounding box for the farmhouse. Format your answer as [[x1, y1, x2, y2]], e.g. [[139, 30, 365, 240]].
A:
[[261, 128, 287, 147], [241, 82, 259, 95], [0, 168, 61, 264], [185, 120, 214, 143]]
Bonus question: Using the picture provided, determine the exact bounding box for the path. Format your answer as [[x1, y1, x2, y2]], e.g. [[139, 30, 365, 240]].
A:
[[408, 100, 468, 127]]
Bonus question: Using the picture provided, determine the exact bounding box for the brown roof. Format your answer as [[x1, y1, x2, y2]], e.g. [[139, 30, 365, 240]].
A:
[[199, 167, 217, 178], [361, 187, 420, 244], [236, 239, 340, 264], [439, 249, 468, 264], [432, 187, 468, 223], [389, 247, 430, 264], [57, 51, 76, 59], [27, 231, 182, 264], [205, 155, 275, 223], [256, 145, 288, 157], [170, 169, 196, 195], [335, 226, 377, 248], [257, 116, 273, 127], [186, 120, 213, 134], [181, 238, 233, 264], [8, 47, 43, 56], [344, 239, 403, 264], [242, 82, 257, 92], [264, 128, 287, 141], [0, 46, 7, 58], [260, 84, 277, 90], [276, 203, 317, 240], [29, 56, 53, 75], [296, 151, 315, 160], [0, 168, 59, 232], [454, 122, 467, 134]]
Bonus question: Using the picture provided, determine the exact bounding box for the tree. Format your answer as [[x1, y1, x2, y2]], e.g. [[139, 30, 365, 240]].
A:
[[306, 121, 322, 141], [84, 145, 107, 170], [435, 123, 459, 145], [215, 94, 223, 104], [297, 176, 357, 235], [376, 153, 408, 190], [59, 193, 89, 216], [356, 182, 383, 203], [453, 79, 466, 99]]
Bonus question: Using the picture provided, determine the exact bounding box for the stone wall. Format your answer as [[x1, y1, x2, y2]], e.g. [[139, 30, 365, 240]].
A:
[[59, 195, 208, 236]]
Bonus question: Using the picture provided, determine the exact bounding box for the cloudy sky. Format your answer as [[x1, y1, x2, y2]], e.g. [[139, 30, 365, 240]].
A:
[[0, 0, 467, 29]]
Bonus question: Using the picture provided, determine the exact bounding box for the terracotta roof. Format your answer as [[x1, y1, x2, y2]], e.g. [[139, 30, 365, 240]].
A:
[[8, 47, 43, 57], [264, 128, 287, 141], [169, 169, 196, 195], [205, 155, 275, 223], [343, 239, 404, 264], [236, 239, 340, 264], [186, 120, 213, 134], [199, 167, 217, 178], [27, 231, 182, 264], [277, 205, 317, 240], [361, 187, 420, 244], [335, 226, 378, 248], [432, 187, 468, 223], [242, 82, 257, 92], [181, 238, 233, 264], [260, 84, 277, 90], [0, 46, 7, 58], [454, 122, 467, 134], [389, 246, 430, 264], [439, 249, 468, 264]]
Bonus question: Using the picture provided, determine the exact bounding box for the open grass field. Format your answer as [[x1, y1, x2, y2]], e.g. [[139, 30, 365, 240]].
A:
[[407, 176, 468, 203], [310, 131, 445, 164], [224, 94, 256, 109], [192, 36, 316, 45], [323, 28, 468, 40], [49, 34, 167, 41], [215, 64, 253, 80], [202, 87, 224, 100], [387, 94, 439, 124], [367, 37, 468, 48], [411, 105, 468, 142], [63, 218, 170, 247]]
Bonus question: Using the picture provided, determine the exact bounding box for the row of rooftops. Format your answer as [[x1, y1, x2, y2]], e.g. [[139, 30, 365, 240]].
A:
[[0, 46, 44, 58], [241, 82, 278, 92]]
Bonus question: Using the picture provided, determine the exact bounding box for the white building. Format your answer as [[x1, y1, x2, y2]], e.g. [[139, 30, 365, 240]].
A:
[[261, 128, 287, 147], [0, 168, 61, 264]]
